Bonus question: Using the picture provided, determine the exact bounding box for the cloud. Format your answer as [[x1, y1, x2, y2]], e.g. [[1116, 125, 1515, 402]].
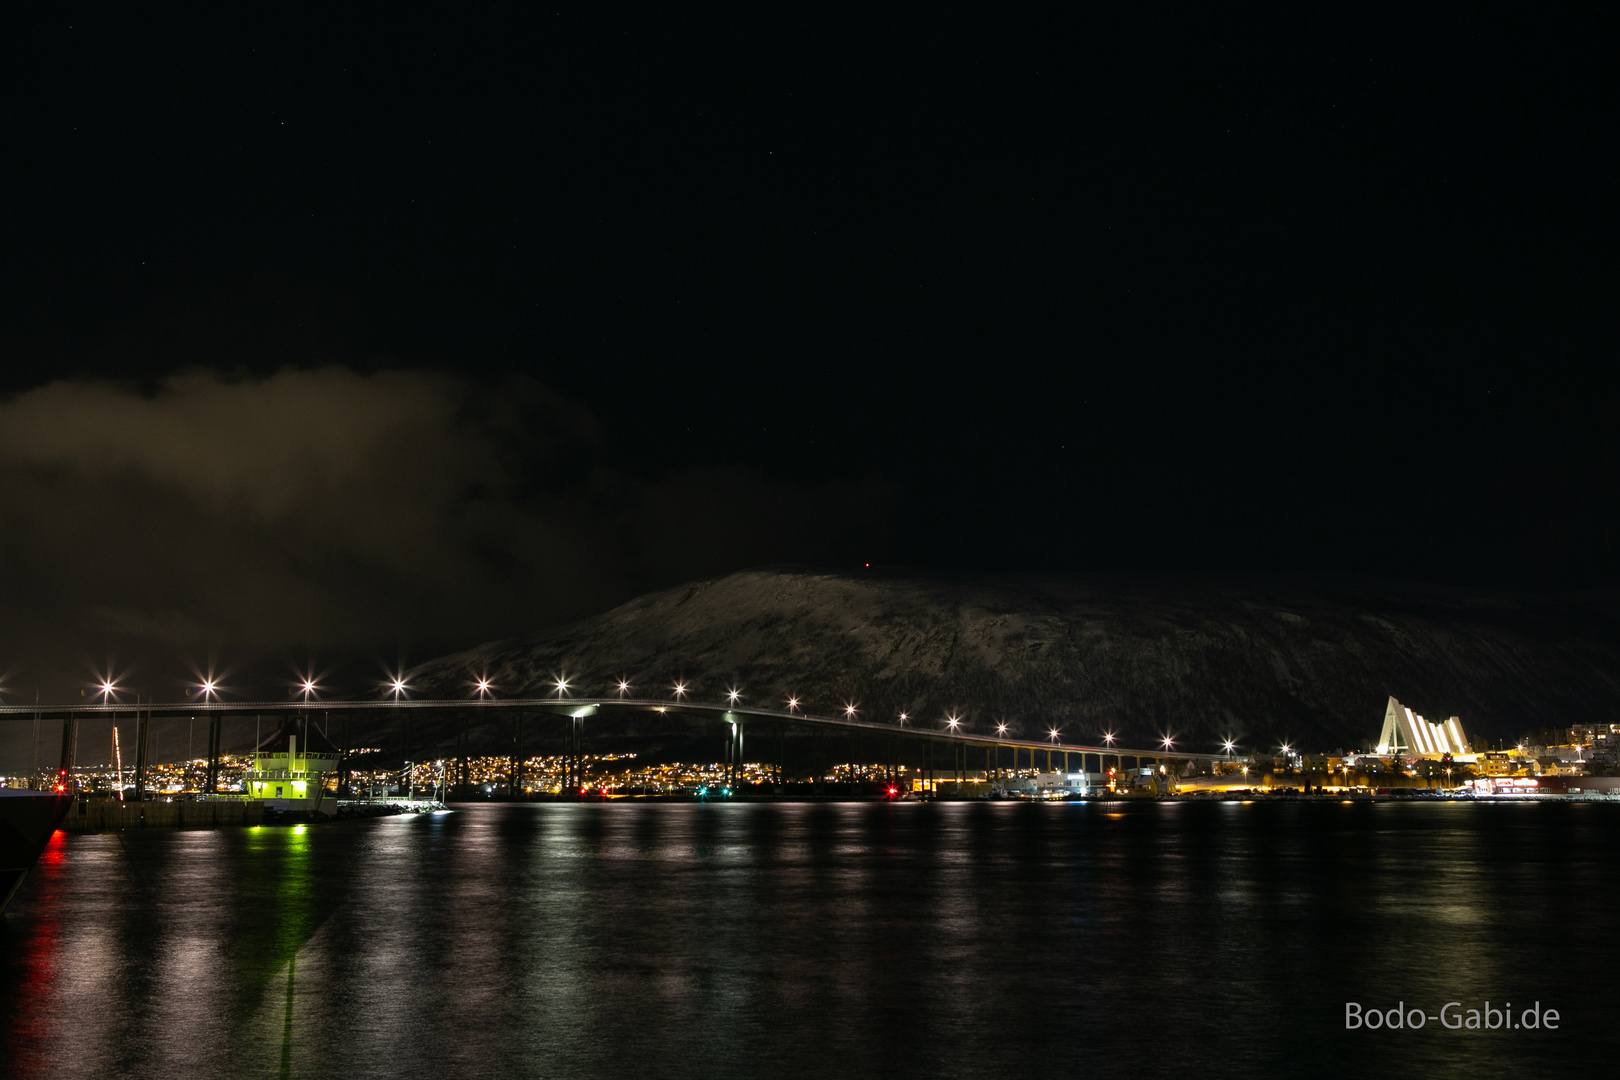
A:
[[0, 367, 890, 697]]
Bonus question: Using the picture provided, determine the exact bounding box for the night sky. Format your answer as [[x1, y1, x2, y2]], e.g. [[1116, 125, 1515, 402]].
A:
[[1, 8, 1614, 699]]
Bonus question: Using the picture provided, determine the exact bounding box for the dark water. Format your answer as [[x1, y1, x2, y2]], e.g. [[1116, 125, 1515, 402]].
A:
[[3, 800, 1617, 1078]]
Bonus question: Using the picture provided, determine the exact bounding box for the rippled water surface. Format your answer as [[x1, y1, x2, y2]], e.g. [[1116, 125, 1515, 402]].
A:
[[3, 800, 1617, 1078]]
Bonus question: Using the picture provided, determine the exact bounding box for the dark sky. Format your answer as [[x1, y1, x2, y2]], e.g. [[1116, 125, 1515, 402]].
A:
[[1, 7, 1614, 701]]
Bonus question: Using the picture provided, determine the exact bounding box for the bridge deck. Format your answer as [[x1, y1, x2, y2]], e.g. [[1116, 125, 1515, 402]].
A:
[[0, 696, 1215, 760]]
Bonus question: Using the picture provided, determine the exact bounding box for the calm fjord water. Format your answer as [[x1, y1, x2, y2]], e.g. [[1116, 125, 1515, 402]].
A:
[[3, 801, 1616, 1078]]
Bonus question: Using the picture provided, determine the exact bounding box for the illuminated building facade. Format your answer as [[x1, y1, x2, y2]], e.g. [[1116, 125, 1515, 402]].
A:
[[1376, 695, 1472, 758]]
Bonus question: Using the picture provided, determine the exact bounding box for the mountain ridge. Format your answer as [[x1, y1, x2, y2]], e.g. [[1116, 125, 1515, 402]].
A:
[[409, 567, 1620, 751]]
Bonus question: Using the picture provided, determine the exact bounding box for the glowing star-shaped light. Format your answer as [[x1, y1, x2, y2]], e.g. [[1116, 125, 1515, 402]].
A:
[[946, 714, 961, 730], [201, 681, 216, 697], [1102, 731, 1116, 745], [898, 712, 908, 724], [844, 703, 858, 718], [1223, 740, 1236, 753], [1049, 728, 1061, 743], [786, 696, 800, 712], [727, 688, 741, 705], [476, 679, 492, 697], [997, 723, 1008, 735], [672, 682, 687, 699], [555, 677, 570, 696], [616, 679, 631, 697], [1161, 735, 1174, 750]]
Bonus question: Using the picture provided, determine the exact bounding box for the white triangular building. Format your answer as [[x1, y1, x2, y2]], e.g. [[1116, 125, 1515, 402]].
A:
[[1376, 696, 1471, 757]]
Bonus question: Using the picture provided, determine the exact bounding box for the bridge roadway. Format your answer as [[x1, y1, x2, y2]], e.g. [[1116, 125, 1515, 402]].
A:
[[0, 696, 1217, 765]]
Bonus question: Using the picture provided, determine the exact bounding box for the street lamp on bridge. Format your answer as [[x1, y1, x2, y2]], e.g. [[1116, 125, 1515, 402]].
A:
[[946, 714, 961, 731], [786, 696, 800, 713], [727, 687, 742, 706], [616, 679, 631, 698], [672, 682, 688, 700]]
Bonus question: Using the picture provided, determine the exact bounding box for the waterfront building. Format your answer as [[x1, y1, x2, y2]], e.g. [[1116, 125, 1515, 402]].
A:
[[1376, 696, 1472, 759]]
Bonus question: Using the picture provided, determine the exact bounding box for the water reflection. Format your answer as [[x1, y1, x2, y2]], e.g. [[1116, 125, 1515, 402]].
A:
[[3, 801, 1617, 1078]]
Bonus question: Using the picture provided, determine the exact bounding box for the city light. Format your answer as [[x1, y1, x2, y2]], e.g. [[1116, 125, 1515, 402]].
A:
[[844, 703, 858, 718], [1223, 740, 1236, 754], [946, 714, 961, 730], [898, 712, 908, 725], [727, 687, 742, 705], [1102, 731, 1116, 745], [786, 696, 800, 712], [1280, 742, 1292, 755], [1049, 728, 1061, 743], [1161, 735, 1174, 750], [672, 681, 687, 699], [617, 679, 631, 697], [554, 676, 570, 697], [997, 722, 1008, 735], [476, 678, 492, 698]]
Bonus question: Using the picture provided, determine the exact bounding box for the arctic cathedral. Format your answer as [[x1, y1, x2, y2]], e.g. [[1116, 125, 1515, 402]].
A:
[[1376, 696, 1473, 758]]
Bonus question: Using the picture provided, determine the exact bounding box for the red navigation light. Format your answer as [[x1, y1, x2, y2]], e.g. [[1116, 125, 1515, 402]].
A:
[[886, 785, 898, 798]]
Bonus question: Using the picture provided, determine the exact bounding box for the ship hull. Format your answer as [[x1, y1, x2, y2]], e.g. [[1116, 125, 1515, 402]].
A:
[[0, 790, 74, 915]]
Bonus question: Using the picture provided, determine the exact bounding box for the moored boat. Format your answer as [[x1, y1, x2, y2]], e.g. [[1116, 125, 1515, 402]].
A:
[[0, 788, 74, 915]]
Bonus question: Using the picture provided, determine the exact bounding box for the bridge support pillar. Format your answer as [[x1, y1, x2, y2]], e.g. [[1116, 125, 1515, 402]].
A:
[[58, 714, 79, 790], [134, 704, 151, 804], [207, 713, 224, 795], [510, 712, 527, 798]]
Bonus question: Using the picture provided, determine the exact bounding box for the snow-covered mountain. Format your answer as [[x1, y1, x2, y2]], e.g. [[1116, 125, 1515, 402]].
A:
[[408, 568, 1620, 752]]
